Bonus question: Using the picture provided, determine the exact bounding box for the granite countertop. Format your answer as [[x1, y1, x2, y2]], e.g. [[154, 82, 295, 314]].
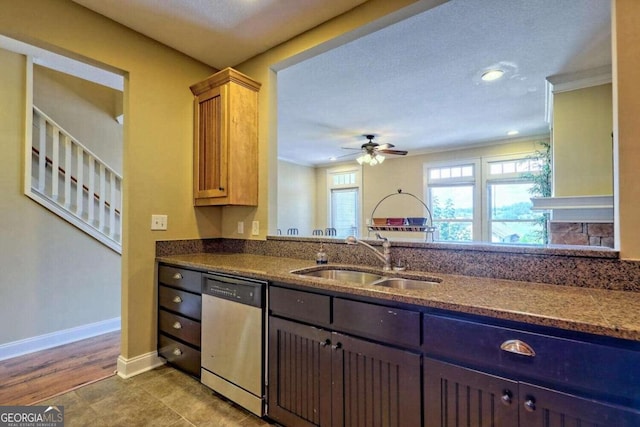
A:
[[157, 252, 640, 343]]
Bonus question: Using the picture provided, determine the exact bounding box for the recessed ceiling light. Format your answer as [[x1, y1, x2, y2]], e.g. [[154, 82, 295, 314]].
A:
[[481, 69, 505, 82], [507, 130, 519, 136]]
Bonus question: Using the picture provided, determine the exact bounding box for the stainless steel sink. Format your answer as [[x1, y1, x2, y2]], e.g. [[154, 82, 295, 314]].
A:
[[294, 269, 383, 284], [370, 277, 441, 290]]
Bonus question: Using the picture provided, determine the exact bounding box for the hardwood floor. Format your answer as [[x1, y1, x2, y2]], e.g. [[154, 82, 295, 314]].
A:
[[0, 330, 120, 405]]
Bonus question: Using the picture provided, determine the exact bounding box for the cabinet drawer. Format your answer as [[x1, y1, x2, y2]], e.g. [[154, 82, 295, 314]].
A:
[[158, 334, 201, 378], [159, 285, 201, 320], [158, 265, 201, 293], [159, 309, 201, 347], [423, 314, 640, 402], [269, 286, 331, 326], [333, 298, 421, 349]]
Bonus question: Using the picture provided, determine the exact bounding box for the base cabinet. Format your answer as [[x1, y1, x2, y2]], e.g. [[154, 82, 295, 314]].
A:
[[425, 357, 640, 427], [268, 316, 421, 427]]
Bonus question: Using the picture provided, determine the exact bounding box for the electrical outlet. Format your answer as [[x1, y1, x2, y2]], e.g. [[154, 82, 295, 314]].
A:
[[251, 220, 260, 235], [237, 221, 244, 234], [151, 214, 168, 230]]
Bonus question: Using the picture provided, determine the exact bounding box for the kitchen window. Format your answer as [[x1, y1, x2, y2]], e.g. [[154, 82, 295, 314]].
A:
[[425, 154, 544, 243]]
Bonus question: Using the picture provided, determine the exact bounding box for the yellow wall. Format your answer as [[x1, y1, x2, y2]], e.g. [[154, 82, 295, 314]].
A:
[[614, 0, 640, 259], [277, 160, 317, 235], [0, 0, 219, 359], [553, 84, 613, 197]]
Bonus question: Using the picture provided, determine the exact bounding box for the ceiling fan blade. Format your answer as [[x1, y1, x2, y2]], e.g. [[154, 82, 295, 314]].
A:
[[341, 147, 363, 151], [378, 149, 408, 155], [376, 143, 395, 150]]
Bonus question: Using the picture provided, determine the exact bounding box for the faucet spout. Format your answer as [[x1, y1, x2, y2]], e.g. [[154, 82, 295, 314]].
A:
[[345, 235, 392, 271]]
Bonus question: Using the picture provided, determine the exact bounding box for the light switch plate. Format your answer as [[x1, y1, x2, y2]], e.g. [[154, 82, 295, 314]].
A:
[[151, 214, 168, 230], [251, 220, 260, 235], [237, 221, 244, 234]]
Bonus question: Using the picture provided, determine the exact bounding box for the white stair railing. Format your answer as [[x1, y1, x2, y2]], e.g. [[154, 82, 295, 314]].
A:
[[27, 106, 122, 253]]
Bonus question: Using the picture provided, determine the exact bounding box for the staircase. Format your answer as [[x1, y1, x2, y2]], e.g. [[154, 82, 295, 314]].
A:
[[27, 106, 122, 253]]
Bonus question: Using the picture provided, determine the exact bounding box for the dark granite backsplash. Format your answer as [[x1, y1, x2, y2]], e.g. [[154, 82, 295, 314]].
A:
[[156, 237, 640, 292]]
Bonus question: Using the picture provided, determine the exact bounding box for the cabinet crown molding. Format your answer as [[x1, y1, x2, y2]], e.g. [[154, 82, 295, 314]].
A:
[[190, 67, 261, 96]]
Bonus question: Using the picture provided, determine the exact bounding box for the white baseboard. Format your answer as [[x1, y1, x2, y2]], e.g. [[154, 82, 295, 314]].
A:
[[116, 352, 165, 379], [0, 317, 121, 361]]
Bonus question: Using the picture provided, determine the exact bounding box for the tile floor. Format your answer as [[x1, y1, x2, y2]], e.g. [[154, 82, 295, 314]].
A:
[[38, 365, 274, 426]]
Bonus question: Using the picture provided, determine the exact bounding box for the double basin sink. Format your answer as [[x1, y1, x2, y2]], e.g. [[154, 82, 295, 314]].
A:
[[291, 267, 441, 290]]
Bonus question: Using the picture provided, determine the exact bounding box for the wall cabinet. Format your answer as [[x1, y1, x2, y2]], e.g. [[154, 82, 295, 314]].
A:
[[189, 68, 261, 206], [268, 285, 421, 427], [423, 313, 640, 427], [157, 264, 202, 378]]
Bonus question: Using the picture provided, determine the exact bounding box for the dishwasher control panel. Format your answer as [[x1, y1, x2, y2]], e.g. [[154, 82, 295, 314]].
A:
[[202, 272, 265, 308]]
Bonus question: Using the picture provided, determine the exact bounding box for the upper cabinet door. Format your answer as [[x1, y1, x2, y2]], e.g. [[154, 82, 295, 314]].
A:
[[190, 68, 261, 206], [194, 86, 227, 200]]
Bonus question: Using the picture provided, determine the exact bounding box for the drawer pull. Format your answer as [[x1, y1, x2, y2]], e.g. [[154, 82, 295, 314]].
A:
[[500, 339, 536, 357], [172, 348, 183, 356], [331, 342, 342, 350], [172, 321, 182, 329], [501, 390, 513, 405], [172, 295, 183, 303], [524, 398, 536, 412], [172, 273, 183, 280], [320, 339, 331, 347]]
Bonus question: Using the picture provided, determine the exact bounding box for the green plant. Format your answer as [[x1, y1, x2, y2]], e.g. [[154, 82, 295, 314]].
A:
[[522, 140, 552, 243]]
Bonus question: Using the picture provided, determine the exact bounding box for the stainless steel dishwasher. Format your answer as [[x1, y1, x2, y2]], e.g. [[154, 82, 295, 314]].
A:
[[201, 272, 266, 417]]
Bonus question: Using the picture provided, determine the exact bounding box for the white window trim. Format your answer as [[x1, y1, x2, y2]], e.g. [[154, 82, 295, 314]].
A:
[[424, 159, 482, 241], [481, 153, 541, 241], [326, 166, 362, 235], [425, 152, 540, 243]]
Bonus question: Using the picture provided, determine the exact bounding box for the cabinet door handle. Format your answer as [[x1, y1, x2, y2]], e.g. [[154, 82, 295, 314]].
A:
[[524, 398, 536, 412], [501, 390, 513, 405], [320, 339, 331, 347], [172, 273, 183, 280], [172, 321, 182, 329], [172, 296, 183, 303], [172, 348, 183, 356], [500, 339, 536, 357], [331, 342, 342, 350], [219, 186, 225, 191]]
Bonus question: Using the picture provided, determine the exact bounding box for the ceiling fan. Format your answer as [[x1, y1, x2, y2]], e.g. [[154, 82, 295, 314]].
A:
[[342, 134, 408, 165]]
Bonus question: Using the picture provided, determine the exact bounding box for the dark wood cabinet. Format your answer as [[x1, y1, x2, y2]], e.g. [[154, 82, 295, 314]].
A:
[[424, 358, 518, 427], [423, 314, 640, 427], [157, 264, 202, 378], [268, 287, 422, 427], [425, 358, 640, 427]]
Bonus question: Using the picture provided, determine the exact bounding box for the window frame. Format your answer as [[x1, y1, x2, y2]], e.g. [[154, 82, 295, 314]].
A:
[[424, 152, 543, 244], [326, 166, 361, 237], [424, 159, 481, 241]]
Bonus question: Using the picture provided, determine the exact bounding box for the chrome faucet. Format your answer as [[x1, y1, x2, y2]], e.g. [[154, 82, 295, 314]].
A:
[[345, 233, 392, 271]]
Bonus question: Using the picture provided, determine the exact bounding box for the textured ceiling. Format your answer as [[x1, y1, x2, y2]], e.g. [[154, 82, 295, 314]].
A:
[[278, 0, 611, 165], [71, 0, 368, 68]]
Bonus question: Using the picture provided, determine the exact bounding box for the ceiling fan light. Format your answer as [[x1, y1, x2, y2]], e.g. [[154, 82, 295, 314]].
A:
[[356, 155, 365, 165], [377, 154, 385, 163], [369, 157, 378, 166], [363, 153, 372, 163]]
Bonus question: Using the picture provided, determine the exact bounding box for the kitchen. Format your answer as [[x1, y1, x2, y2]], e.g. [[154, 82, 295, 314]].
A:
[[1, 0, 640, 426]]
